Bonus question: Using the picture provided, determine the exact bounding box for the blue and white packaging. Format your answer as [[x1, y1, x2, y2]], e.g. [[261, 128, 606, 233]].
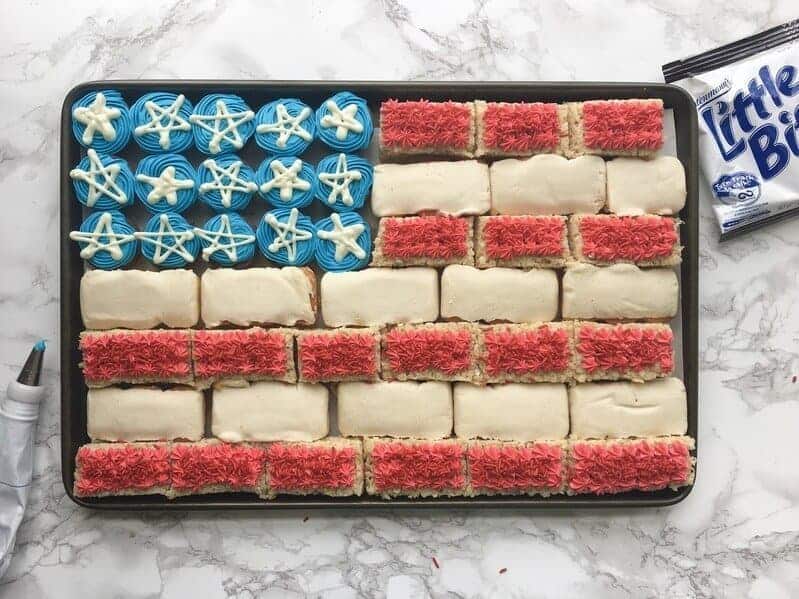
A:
[[664, 20, 799, 239]]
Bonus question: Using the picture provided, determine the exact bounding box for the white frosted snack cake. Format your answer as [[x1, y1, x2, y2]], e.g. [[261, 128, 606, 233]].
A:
[[79, 329, 193, 387], [260, 437, 364, 499], [379, 100, 476, 158], [465, 440, 568, 497], [169, 439, 268, 497], [381, 322, 482, 382], [568, 378, 687, 439], [296, 327, 381, 383], [201, 267, 316, 327], [573, 321, 674, 382], [371, 160, 490, 217], [489, 154, 606, 215], [337, 380, 453, 439], [606, 156, 686, 215], [480, 322, 574, 383], [211, 381, 328, 442], [191, 327, 296, 387], [476, 215, 570, 268], [562, 263, 679, 321], [441, 265, 558, 323], [569, 214, 682, 267], [454, 383, 568, 441], [87, 387, 204, 442], [475, 100, 569, 157], [364, 437, 468, 498], [567, 99, 664, 158], [80, 269, 199, 329], [321, 268, 439, 327], [371, 216, 474, 267]]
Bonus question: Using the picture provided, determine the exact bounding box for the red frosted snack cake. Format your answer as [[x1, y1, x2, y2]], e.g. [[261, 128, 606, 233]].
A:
[[364, 438, 467, 498], [382, 322, 481, 382], [192, 327, 295, 387], [566, 436, 695, 495], [79, 329, 192, 387], [475, 101, 568, 157], [466, 440, 566, 497], [261, 438, 363, 498], [476, 216, 569, 268], [74, 442, 171, 498], [481, 322, 574, 383], [569, 215, 681, 267], [371, 216, 474, 267], [574, 322, 674, 382], [379, 99, 475, 158], [170, 440, 267, 497], [568, 99, 664, 157], [296, 328, 380, 383]]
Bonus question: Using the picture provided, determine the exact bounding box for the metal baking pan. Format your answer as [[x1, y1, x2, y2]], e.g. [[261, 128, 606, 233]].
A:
[[60, 81, 699, 509]]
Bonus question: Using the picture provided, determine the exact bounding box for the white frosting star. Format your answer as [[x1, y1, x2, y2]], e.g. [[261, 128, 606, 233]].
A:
[[256, 103, 313, 148], [317, 153, 362, 206], [69, 149, 128, 207], [134, 214, 196, 265], [320, 100, 363, 140], [317, 213, 366, 262], [260, 159, 311, 201], [73, 92, 122, 144], [134, 94, 190, 150], [136, 165, 195, 205], [189, 99, 254, 153], [69, 212, 135, 260], [265, 208, 312, 263], [193, 214, 255, 262], [199, 158, 257, 208]]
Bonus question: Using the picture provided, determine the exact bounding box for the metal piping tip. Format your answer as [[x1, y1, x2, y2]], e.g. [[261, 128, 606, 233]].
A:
[[17, 341, 45, 386]]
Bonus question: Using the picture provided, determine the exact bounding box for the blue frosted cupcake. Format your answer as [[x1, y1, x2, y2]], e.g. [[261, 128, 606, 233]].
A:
[[255, 156, 315, 209], [71, 90, 132, 154], [134, 154, 198, 214], [197, 154, 258, 212], [315, 212, 371, 272], [69, 210, 138, 270], [70, 149, 135, 210], [257, 207, 317, 266], [190, 93, 255, 155], [254, 98, 316, 156], [194, 213, 256, 266], [135, 212, 200, 268], [314, 153, 373, 212], [131, 92, 194, 153], [315, 91, 373, 152]]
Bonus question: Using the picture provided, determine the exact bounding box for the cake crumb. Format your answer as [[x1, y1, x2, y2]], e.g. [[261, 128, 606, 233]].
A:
[[302, 516, 309, 522], [792, 375, 796, 383], [499, 568, 507, 574], [432, 557, 440, 569]]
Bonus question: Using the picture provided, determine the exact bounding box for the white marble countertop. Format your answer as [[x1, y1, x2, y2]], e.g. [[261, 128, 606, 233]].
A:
[[1, 1, 798, 597]]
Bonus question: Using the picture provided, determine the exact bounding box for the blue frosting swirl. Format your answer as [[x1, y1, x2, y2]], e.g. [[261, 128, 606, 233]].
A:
[[315, 91, 373, 152], [130, 92, 194, 153], [194, 213, 256, 266], [70, 150, 135, 211], [137, 212, 200, 269], [257, 207, 317, 266], [190, 93, 255, 155], [197, 153, 257, 213], [69, 210, 137, 270], [71, 90, 132, 154], [255, 98, 317, 156], [314, 153, 373, 212], [134, 153, 198, 214], [314, 212, 371, 272], [255, 155, 316, 209]]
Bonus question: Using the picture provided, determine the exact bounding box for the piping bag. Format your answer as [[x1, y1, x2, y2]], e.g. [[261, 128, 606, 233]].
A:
[[0, 341, 46, 579]]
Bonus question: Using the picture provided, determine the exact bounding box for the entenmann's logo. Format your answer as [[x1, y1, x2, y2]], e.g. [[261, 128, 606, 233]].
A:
[[712, 171, 761, 206]]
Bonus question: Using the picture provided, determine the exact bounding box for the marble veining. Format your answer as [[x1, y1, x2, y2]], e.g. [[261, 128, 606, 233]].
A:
[[1, 1, 798, 597]]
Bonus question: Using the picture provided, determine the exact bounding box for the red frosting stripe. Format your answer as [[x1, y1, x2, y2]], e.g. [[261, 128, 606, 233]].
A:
[[578, 324, 673, 374], [482, 102, 561, 152], [299, 331, 378, 381], [80, 330, 191, 383], [384, 326, 474, 376], [468, 443, 564, 492], [193, 329, 289, 379], [381, 216, 469, 260], [370, 441, 466, 492], [267, 443, 357, 491], [579, 216, 678, 261], [484, 325, 570, 377], [582, 100, 663, 152], [75, 444, 170, 496], [170, 443, 267, 492], [380, 100, 472, 151], [483, 216, 565, 259], [568, 438, 692, 494]]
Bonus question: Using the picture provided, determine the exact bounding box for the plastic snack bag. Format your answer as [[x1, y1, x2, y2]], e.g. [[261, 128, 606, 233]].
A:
[[663, 20, 799, 240]]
